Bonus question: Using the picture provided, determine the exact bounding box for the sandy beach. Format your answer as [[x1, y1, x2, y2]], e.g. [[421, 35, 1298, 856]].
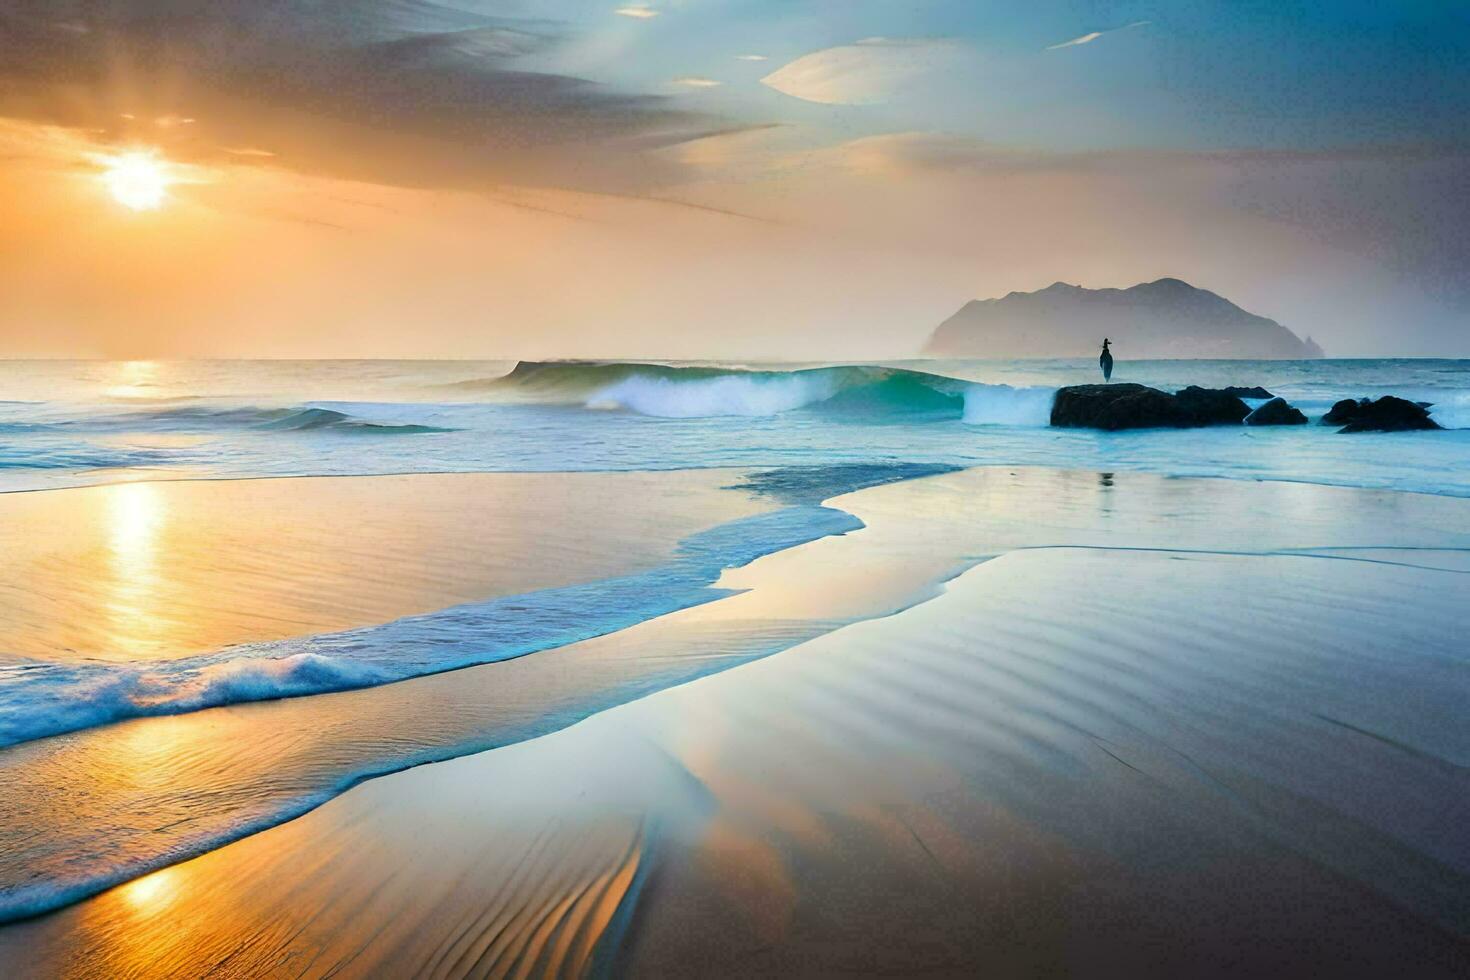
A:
[[2, 466, 1467, 976]]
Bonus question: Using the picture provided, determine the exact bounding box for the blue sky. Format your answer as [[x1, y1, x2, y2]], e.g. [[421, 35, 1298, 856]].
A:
[[522, 0, 1470, 150]]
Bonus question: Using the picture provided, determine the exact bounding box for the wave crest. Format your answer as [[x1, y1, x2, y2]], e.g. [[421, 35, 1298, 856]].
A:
[[484, 361, 1056, 423], [257, 407, 454, 434]]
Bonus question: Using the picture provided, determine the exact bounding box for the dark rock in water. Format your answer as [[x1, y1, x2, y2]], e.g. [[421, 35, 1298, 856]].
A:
[[1051, 384, 1441, 433], [1245, 397, 1308, 426], [1322, 398, 1365, 425], [1052, 384, 1187, 430], [1051, 384, 1198, 430], [1222, 385, 1273, 399], [1174, 386, 1252, 424], [1332, 396, 1441, 433]]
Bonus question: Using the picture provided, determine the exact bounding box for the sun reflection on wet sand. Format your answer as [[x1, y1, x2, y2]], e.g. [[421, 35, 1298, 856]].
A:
[[103, 481, 166, 659], [0, 470, 765, 663], [117, 865, 180, 914]]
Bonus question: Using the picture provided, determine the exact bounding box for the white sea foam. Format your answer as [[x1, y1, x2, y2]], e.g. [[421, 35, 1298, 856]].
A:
[[587, 372, 844, 417], [961, 384, 1057, 426], [1427, 391, 1470, 429], [0, 655, 393, 748]]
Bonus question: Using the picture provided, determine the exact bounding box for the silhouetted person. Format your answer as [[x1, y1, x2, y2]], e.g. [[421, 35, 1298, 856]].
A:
[[1100, 338, 1113, 382]]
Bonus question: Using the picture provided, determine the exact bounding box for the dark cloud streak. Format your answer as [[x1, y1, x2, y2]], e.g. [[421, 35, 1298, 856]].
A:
[[0, 0, 736, 193]]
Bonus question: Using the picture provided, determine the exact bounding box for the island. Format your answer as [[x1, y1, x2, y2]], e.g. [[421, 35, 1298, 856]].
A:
[[925, 278, 1326, 359]]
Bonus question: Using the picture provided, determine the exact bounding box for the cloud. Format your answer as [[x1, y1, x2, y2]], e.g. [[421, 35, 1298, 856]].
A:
[[673, 77, 722, 88], [1046, 21, 1150, 51], [0, 0, 728, 194], [760, 38, 962, 106], [613, 4, 659, 18], [735, 54, 768, 62], [1048, 32, 1103, 50]]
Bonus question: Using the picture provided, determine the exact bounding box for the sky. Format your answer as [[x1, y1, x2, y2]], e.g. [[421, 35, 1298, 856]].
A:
[[1, 0, 1467, 358]]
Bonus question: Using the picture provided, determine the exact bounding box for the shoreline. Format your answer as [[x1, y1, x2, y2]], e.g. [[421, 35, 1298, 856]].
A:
[[7, 451, 1470, 504]]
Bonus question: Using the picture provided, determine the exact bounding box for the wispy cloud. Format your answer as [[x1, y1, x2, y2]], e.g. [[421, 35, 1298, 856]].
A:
[[761, 38, 962, 106], [735, 54, 768, 62], [1046, 21, 1150, 51], [614, 4, 659, 18], [673, 77, 722, 88], [1049, 31, 1102, 50]]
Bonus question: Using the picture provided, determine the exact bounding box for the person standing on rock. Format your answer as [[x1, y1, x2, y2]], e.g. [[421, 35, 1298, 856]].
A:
[[1100, 338, 1113, 382]]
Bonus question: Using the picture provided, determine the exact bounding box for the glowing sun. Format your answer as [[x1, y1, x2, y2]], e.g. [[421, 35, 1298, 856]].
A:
[[101, 150, 173, 211]]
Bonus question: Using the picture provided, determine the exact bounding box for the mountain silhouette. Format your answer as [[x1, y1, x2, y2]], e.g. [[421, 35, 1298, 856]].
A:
[[925, 278, 1325, 358]]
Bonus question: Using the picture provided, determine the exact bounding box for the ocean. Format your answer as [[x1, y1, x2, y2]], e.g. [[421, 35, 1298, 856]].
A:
[[2, 357, 1468, 494]]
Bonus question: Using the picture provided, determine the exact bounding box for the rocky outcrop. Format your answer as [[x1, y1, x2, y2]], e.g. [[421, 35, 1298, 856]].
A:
[[1174, 386, 1252, 425], [1050, 385, 1185, 430], [1051, 386, 1445, 433], [1322, 399, 1362, 425], [1222, 386, 1274, 399], [1322, 396, 1441, 432], [1050, 384, 1250, 430], [1245, 397, 1308, 426]]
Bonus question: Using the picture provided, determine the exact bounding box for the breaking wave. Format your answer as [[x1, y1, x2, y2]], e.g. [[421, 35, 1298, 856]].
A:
[[961, 384, 1058, 426], [483, 361, 1058, 424], [1426, 392, 1470, 429]]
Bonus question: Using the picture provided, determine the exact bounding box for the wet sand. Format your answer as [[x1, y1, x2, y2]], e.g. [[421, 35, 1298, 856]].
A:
[[2, 469, 1469, 976], [0, 470, 766, 662]]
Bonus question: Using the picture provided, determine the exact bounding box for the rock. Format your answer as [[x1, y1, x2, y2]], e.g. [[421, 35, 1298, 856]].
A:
[[1322, 398, 1364, 425], [1334, 396, 1441, 433], [1245, 397, 1308, 426], [1050, 384, 1194, 430], [1174, 386, 1252, 424], [1050, 385, 1443, 433], [1222, 385, 1274, 399], [1050, 383, 1251, 430]]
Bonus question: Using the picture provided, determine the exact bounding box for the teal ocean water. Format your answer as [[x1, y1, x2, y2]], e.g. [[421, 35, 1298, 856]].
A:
[[1, 357, 1468, 494]]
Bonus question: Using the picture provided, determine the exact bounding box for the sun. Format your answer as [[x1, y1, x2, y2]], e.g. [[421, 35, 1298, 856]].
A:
[[100, 150, 174, 211]]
